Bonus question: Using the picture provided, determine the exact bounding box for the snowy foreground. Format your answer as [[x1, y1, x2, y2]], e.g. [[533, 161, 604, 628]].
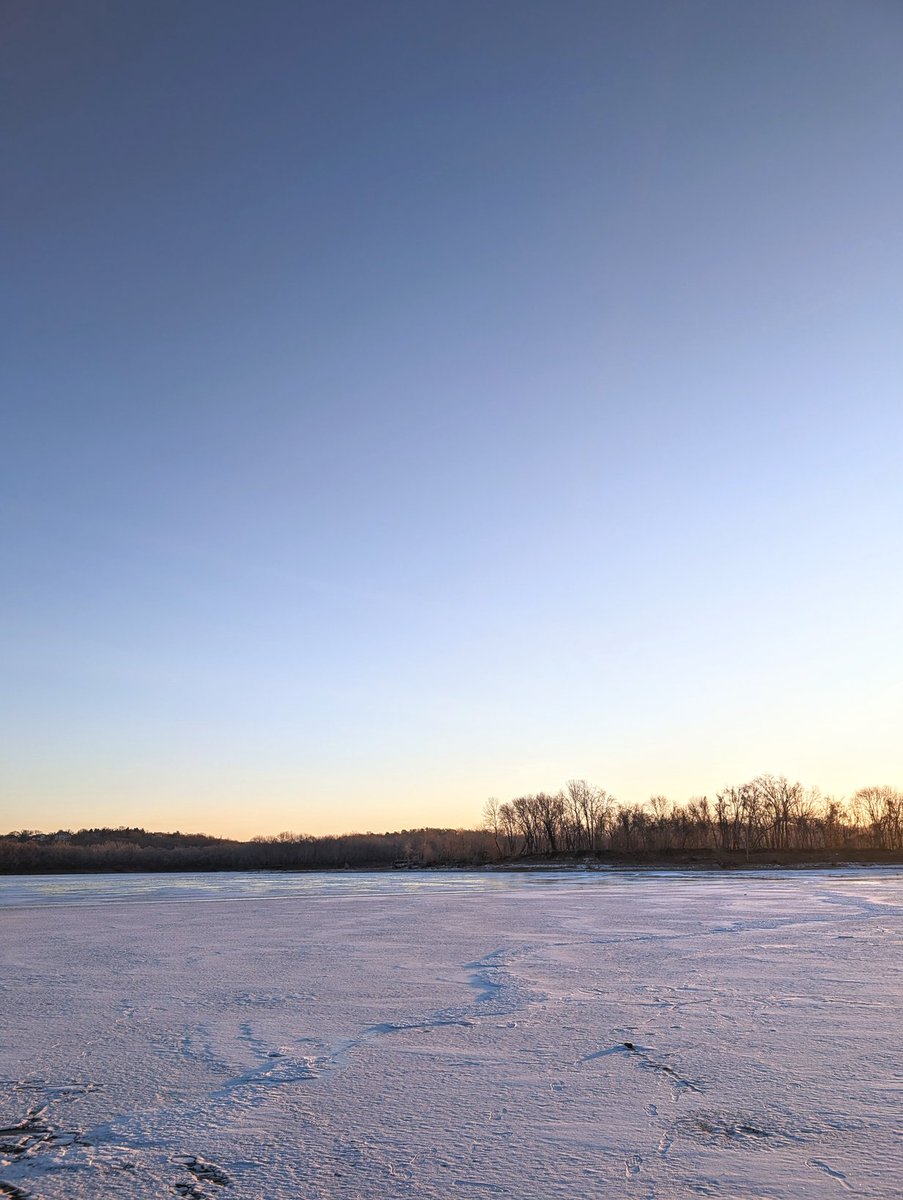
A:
[[2, 869, 902, 1199]]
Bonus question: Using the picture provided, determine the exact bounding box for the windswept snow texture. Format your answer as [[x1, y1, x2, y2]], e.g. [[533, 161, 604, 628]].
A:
[[2, 870, 902, 1199]]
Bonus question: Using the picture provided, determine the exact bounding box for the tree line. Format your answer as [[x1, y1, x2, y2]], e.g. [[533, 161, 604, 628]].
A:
[[0, 825, 493, 873], [2, 776, 902, 873], [482, 777, 903, 858]]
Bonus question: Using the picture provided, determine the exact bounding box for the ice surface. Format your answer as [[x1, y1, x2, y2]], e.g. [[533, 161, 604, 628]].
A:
[[1, 869, 902, 1198]]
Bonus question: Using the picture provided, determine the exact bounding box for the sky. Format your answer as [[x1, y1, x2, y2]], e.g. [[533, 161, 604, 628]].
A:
[[2, 1, 901, 839]]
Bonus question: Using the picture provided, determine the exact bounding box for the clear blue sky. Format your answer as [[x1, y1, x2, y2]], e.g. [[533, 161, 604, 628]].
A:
[[2, 1, 901, 837]]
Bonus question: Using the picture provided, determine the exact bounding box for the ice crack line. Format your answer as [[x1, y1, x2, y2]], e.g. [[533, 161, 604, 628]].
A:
[[582, 1042, 704, 1096], [207, 945, 536, 1097], [808, 1158, 855, 1191], [317, 945, 537, 1076]]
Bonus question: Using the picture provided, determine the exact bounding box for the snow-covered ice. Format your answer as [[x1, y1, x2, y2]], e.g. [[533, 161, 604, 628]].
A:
[[1, 869, 901, 1198]]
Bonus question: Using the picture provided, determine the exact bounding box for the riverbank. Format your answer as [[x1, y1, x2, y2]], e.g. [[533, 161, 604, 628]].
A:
[[4, 847, 903, 875]]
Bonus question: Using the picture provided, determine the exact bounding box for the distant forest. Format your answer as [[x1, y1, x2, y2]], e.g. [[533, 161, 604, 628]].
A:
[[3, 777, 903, 873]]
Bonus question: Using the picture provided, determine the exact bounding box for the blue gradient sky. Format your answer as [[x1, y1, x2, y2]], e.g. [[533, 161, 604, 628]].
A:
[[2, 1, 901, 837]]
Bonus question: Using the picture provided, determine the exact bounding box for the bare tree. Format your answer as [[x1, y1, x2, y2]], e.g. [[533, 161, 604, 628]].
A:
[[482, 798, 503, 858]]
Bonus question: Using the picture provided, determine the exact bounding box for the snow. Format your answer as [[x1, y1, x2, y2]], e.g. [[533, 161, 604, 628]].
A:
[[1, 869, 902, 1198]]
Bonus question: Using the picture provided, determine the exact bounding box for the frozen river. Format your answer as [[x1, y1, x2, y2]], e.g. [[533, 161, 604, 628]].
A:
[[2, 869, 901, 1198]]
